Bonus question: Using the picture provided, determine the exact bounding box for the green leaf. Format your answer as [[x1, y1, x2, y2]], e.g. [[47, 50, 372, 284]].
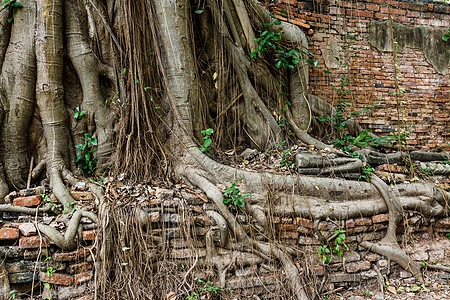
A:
[[194, 9, 204, 14], [11, 2, 22, 7], [275, 60, 283, 69], [203, 139, 212, 148], [205, 128, 214, 135], [274, 19, 281, 25], [323, 69, 332, 74]]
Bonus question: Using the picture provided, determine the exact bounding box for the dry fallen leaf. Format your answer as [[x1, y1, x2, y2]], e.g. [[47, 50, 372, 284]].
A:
[[167, 292, 177, 300]]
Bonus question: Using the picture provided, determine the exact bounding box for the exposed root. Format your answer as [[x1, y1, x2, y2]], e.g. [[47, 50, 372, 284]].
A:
[[360, 174, 424, 283], [185, 170, 309, 300], [0, 203, 53, 215], [36, 209, 98, 250]]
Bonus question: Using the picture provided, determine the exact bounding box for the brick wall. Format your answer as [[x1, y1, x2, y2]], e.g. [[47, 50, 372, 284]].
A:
[[266, 0, 449, 149]]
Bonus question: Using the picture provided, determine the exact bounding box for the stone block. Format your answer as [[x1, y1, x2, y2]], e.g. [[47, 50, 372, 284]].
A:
[[13, 195, 42, 207], [0, 228, 19, 240], [0, 246, 24, 258]]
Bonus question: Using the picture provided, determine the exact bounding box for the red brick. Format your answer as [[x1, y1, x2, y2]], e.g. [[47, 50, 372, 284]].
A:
[[372, 214, 390, 224], [366, 4, 380, 12], [13, 195, 42, 207], [39, 272, 73, 286], [82, 230, 96, 241], [74, 271, 93, 285], [0, 228, 19, 240], [355, 218, 372, 226], [19, 236, 49, 248], [295, 218, 314, 229]]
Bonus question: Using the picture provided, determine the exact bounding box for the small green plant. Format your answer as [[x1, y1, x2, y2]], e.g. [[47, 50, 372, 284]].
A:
[[223, 179, 251, 208], [41, 194, 57, 211], [251, 13, 320, 70], [199, 128, 213, 157], [280, 149, 295, 167], [332, 229, 349, 257], [186, 278, 225, 300], [74, 106, 86, 120], [0, 0, 23, 22], [75, 133, 97, 175], [46, 266, 55, 277], [317, 245, 331, 265], [443, 29, 450, 42], [8, 290, 16, 299], [445, 232, 450, 239]]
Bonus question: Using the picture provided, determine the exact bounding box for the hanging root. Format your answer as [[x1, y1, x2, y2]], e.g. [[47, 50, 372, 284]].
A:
[[185, 169, 309, 300], [360, 174, 423, 283]]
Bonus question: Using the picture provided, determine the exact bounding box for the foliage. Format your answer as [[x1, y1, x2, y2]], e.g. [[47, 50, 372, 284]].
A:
[[280, 149, 295, 167], [0, 0, 22, 22], [445, 232, 450, 239], [223, 179, 251, 207], [41, 194, 57, 211], [186, 278, 225, 300], [75, 133, 97, 175], [199, 128, 213, 157], [74, 106, 86, 120], [332, 229, 349, 257], [8, 290, 15, 299], [443, 29, 450, 42], [251, 13, 319, 70], [317, 230, 349, 265], [317, 245, 331, 265], [46, 266, 55, 277]]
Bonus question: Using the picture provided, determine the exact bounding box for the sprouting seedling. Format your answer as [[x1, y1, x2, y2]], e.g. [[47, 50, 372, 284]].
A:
[[199, 128, 213, 157], [74, 106, 86, 120]]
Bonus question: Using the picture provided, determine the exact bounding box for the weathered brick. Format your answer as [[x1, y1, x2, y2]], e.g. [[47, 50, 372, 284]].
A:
[[19, 236, 49, 249], [345, 261, 371, 273], [13, 195, 42, 207], [296, 218, 314, 229], [0, 246, 24, 258], [18, 223, 36, 237], [355, 218, 372, 226], [53, 247, 94, 262], [40, 272, 74, 286], [0, 228, 19, 240], [67, 262, 93, 275], [74, 271, 93, 285], [330, 273, 361, 282], [82, 230, 96, 241], [8, 272, 35, 284], [372, 214, 389, 224]]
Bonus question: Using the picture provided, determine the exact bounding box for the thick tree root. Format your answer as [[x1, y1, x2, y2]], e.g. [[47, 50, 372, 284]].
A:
[[36, 209, 98, 251], [0, 203, 53, 215], [185, 170, 309, 300], [360, 174, 424, 283]]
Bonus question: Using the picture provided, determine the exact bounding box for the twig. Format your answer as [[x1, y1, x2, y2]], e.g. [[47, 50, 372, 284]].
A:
[[27, 156, 34, 189]]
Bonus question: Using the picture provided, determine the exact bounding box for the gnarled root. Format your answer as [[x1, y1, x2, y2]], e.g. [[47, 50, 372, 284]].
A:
[[185, 170, 309, 300], [36, 209, 98, 251], [360, 175, 424, 283]]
